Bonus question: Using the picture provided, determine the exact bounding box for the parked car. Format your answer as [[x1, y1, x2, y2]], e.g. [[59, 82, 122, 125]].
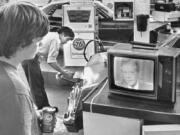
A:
[[41, 0, 133, 46]]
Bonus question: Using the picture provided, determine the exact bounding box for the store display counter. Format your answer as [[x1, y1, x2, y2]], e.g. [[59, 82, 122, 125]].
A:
[[82, 79, 180, 135]]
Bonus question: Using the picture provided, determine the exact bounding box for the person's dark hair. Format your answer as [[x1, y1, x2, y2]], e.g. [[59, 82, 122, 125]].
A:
[[50, 26, 60, 32], [57, 26, 75, 40], [0, 1, 49, 58]]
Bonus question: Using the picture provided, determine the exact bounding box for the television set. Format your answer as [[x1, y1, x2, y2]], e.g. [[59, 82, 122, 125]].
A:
[[113, 1, 134, 21], [108, 42, 180, 105]]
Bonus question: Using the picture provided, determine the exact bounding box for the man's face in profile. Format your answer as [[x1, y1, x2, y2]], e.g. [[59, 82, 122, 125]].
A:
[[121, 62, 138, 87]]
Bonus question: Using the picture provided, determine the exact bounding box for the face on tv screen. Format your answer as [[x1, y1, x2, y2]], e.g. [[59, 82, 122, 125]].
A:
[[114, 57, 154, 91]]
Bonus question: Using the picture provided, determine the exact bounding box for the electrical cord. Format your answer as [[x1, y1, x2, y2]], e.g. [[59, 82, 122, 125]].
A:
[[83, 37, 133, 62], [83, 37, 106, 62], [83, 39, 94, 62], [90, 79, 108, 113]]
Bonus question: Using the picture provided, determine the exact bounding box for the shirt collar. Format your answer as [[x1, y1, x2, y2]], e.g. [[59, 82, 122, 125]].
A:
[[128, 81, 139, 89]]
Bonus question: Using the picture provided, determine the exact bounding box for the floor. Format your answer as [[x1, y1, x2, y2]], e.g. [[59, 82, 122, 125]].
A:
[[41, 55, 84, 135], [45, 85, 84, 135], [46, 85, 70, 115], [41, 55, 82, 115], [40, 52, 107, 135]]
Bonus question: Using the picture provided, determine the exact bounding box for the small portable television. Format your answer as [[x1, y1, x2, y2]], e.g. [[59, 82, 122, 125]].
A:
[[113, 0, 134, 21], [108, 41, 180, 105]]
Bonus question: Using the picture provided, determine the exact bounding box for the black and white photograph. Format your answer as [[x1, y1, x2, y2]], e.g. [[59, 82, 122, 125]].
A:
[[1, 0, 180, 135]]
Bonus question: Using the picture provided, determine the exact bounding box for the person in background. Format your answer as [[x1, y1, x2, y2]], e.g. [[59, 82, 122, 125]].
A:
[[21, 26, 77, 109], [0, 1, 49, 135]]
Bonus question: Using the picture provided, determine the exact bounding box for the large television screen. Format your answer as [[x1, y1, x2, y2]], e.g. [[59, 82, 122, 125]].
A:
[[114, 57, 154, 91]]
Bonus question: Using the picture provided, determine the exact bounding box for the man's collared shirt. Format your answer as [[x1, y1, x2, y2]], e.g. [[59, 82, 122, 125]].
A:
[[37, 32, 61, 64]]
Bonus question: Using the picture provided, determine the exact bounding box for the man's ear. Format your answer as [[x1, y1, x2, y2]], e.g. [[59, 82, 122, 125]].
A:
[[59, 33, 64, 37]]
